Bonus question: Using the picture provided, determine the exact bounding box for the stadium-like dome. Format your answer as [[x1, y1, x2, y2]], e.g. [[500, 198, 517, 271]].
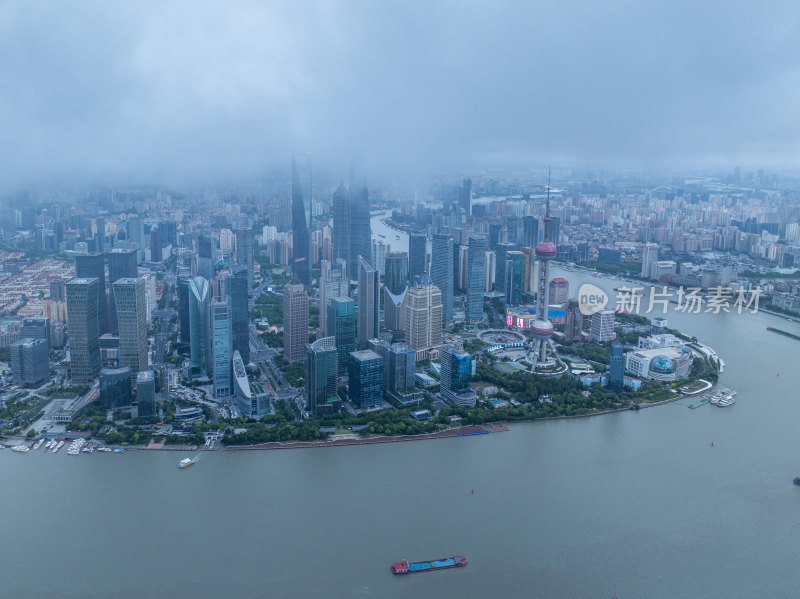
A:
[[649, 355, 674, 374]]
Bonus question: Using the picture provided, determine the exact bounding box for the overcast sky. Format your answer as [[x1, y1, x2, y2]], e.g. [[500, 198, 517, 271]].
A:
[[1, 1, 798, 187]]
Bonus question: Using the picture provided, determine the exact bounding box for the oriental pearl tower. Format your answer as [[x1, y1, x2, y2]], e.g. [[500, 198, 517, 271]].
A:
[[532, 173, 557, 366]]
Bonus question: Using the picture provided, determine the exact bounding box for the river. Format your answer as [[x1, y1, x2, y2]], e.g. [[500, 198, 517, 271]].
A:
[[2, 266, 800, 598]]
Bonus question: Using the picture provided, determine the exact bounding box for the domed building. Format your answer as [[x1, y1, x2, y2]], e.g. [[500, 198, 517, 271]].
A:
[[625, 345, 693, 382]]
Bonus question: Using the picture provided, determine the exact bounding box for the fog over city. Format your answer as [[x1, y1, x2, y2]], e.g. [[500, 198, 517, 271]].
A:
[[1, 0, 799, 186]]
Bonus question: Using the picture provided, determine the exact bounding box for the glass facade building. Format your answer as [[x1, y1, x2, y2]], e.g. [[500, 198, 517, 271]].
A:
[[66, 277, 102, 383], [291, 154, 313, 287], [466, 234, 487, 321], [211, 297, 232, 397], [188, 276, 210, 376], [348, 349, 384, 409], [305, 336, 340, 416], [327, 296, 355, 376], [430, 234, 454, 324]]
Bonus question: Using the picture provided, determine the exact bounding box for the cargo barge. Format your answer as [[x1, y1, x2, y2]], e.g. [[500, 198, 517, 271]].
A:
[[392, 556, 467, 574], [766, 327, 800, 342]]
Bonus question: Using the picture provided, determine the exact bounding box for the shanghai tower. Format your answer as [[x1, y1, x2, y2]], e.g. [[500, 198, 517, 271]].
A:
[[291, 154, 313, 287]]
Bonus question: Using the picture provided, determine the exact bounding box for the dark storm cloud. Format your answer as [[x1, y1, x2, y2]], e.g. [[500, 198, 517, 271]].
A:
[[0, 0, 798, 186]]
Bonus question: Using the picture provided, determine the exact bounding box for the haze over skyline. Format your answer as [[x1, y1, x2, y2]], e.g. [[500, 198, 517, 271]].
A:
[[1, 0, 798, 187]]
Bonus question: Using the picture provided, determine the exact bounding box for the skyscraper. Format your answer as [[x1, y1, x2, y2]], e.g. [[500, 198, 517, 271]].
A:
[[383, 251, 409, 333], [197, 233, 215, 281], [372, 339, 416, 395], [305, 336, 340, 416], [357, 256, 379, 348], [20, 317, 50, 351], [466, 234, 487, 321], [327, 296, 355, 376], [532, 180, 557, 365], [283, 282, 309, 364], [332, 183, 350, 266], [136, 369, 156, 419], [235, 227, 254, 289], [408, 233, 427, 284], [291, 154, 313, 287], [348, 349, 384, 409], [10, 338, 49, 387], [229, 266, 250, 365], [430, 234, 454, 324], [319, 258, 348, 335], [549, 278, 570, 304], [75, 253, 108, 335], [211, 297, 232, 397], [641, 242, 659, 278], [459, 178, 472, 215], [150, 227, 162, 262], [494, 242, 518, 302], [403, 284, 442, 359], [349, 185, 372, 279], [440, 344, 476, 407], [608, 342, 624, 388], [177, 275, 191, 353], [384, 252, 408, 295], [66, 278, 102, 383], [112, 277, 148, 374], [522, 216, 539, 247], [188, 276, 210, 376], [107, 248, 137, 334], [504, 250, 525, 305]]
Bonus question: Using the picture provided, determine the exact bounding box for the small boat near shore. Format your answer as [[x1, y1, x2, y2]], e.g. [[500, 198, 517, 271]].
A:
[[12, 444, 30, 453], [688, 398, 709, 409], [32, 439, 44, 450]]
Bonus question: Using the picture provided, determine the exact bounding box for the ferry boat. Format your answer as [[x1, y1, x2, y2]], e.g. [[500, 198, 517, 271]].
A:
[[96, 447, 112, 453], [688, 398, 709, 409], [32, 439, 44, 450], [11, 444, 30, 453], [717, 397, 735, 407], [392, 556, 467, 575], [114, 448, 126, 454], [178, 457, 196, 469]]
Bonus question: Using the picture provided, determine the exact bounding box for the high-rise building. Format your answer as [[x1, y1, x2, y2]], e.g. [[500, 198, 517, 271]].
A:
[[10, 338, 49, 387], [373, 340, 416, 395], [590, 309, 616, 342], [608, 342, 624, 388], [136, 369, 156, 419], [99, 366, 133, 408], [188, 276, 210, 376], [197, 233, 215, 281], [357, 257, 379, 348], [177, 276, 191, 353], [349, 185, 372, 279], [66, 277, 102, 383], [494, 242, 518, 301], [430, 234, 454, 324], [641, 242, 659, 278], [291, 154, 313, 287], [384, 251, 408, 295], [371, 239, 389, 275], [113, 278, 148, 374], [75, 253, 108, 335], [408, 233, 427, 284], [327, 296, 355, 376], [107, 249, 137, 334], [348, 349, 384, 409], [319, 258, 348, 335], [95, 216, 106, 253], [229, 266, 250, 365], [466, 234, 487, 321], [332, 183, 350, 266], [235, 227, 254, 289], [549, 278, 570, 304], [403, 284, 442, 360], [305, 336, 340, 416], [150, 227, 162, 263], [440, 344, 476, 407], [503, 250, 525, 305], [283, 282, 309, 364], [459, 178, 472, 215], [211, 297, 232, 397], [522, 216, 539, 247], [564, 299, 584, 341], [549, 216, 560, 245], [20, 317, 50, 351], [532, 182, 557, 366], [50, 278, 67, 302]]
